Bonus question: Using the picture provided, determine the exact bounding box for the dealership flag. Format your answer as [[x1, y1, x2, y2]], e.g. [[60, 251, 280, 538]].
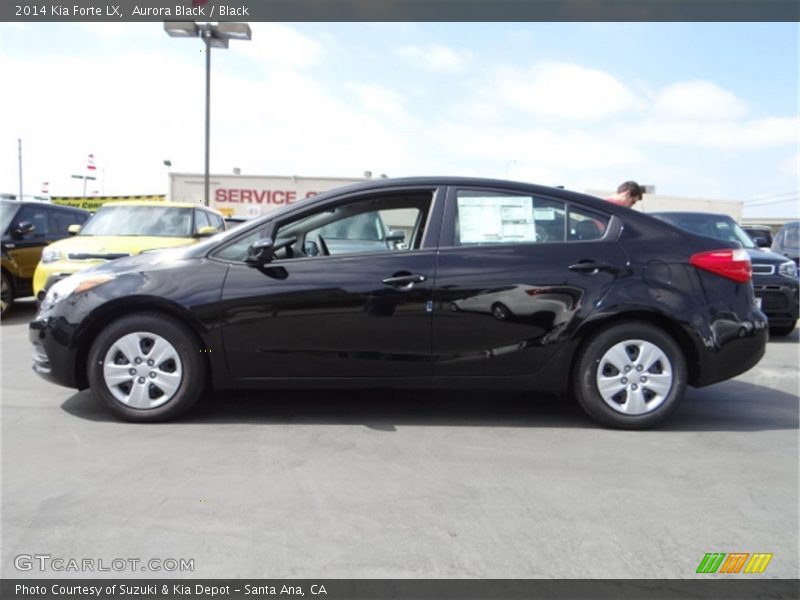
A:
[[87, 154, 96, 171], [41, 182, 49, 194]]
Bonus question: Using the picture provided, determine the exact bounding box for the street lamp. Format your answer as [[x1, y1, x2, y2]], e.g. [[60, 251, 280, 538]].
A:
[[71, 173, 97, 197], [164, 21, 252, 206]]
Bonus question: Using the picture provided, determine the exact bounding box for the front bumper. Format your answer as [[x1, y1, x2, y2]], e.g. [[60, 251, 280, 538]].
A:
[[754, 280, 800, 326], [29, 314, 84, 389]]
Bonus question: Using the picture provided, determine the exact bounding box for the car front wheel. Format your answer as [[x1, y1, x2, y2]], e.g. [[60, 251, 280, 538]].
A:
[[1, 271, 13, 317], [573, 322, 687, 429], [87, 313, 206, 422]]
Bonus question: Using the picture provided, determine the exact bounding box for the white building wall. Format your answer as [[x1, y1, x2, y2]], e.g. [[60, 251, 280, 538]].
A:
[[169, 173, 367, 218], [585, 189, 743, 221]]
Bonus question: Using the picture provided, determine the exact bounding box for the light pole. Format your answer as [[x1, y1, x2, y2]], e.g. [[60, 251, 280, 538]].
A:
[[164, 22, 252, 207], [71, 174, 96, 197]]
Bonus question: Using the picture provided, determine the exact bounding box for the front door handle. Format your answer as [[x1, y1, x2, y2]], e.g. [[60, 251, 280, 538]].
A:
[[568, 261, 616, 275], [382, 273, 427, 290]]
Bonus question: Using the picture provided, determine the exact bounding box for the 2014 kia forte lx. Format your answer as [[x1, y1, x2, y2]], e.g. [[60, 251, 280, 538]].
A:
[[30, 178, 768, 428]]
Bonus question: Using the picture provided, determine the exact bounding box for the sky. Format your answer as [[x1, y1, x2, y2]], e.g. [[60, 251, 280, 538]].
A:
[[1, 21, 798, 218]]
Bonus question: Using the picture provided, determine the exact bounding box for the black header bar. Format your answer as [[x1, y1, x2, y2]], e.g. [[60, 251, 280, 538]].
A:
[[3, 0, 799, 22]]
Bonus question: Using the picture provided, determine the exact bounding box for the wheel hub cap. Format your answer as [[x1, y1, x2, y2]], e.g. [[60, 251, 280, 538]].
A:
[[103, 332, 183, 410], [595, 339, 673, 416]]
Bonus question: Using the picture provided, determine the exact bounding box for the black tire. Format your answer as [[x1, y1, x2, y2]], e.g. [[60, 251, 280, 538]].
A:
[[87, 312, 207, 422], [769, 322, 796, 337], [573, 321, 688, 429], [1, 271, 14, 317], [491, 302, 511, 320]]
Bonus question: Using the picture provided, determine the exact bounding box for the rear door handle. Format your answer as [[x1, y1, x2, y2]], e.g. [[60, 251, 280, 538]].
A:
[[568, 261, 616, 275], [382, 273, 427, 289]]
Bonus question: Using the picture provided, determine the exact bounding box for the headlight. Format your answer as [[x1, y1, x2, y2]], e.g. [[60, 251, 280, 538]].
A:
[[41, 247, 63, 263], [41, 272, 116, 311], [778, 261, 798, 279]]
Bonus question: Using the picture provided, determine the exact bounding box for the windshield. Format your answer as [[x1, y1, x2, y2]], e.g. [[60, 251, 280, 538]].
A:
[[80, 206, 193, 237], [778, 225, 799, 249], [660, 214, 756, 249], [0, 203, 20, 234]]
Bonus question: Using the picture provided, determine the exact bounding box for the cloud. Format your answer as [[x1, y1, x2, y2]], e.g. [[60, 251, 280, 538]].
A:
[[396, 44, 472, 72], [628, 116, 798, 148], [496, 61, 645, 120], [345, 83, 409, 121], [779, 152, 799, 179], [653, 80, 748, 120], [431, 122, 647, 171], [237, 23, 326, 69]]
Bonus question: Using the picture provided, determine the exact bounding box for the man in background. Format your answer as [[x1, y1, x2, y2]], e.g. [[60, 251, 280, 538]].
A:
[[607, 181, 644, 208]]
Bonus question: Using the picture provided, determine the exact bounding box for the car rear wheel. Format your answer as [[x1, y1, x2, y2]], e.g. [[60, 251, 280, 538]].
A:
[[1, 272, 13, 317], [573, 322, 687, 429], [87, 313, 206, 422]]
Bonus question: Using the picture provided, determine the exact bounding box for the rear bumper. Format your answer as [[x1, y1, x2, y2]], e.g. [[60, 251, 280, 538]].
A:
[[692, 322, 768, 387]]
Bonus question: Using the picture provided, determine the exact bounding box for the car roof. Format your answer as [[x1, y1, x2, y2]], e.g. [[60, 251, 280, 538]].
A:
[[101, 200, 221, 213], [0, 199, 88, 212], [301, 176, 628, 216], [649, 211, 734, 219]]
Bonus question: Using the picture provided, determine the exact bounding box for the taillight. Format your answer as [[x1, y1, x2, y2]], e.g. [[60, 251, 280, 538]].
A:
[[689, 248, 752, 283]]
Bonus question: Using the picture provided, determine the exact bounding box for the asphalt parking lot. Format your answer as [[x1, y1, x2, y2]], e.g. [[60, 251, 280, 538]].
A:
[[2, 299, 798, 579]]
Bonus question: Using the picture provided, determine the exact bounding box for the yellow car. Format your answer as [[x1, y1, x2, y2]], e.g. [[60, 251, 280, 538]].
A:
[[33, 201, 225, 299]]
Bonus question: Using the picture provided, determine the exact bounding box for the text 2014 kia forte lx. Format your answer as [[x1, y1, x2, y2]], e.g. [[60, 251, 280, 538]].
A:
[[30, 178, 767, 428]]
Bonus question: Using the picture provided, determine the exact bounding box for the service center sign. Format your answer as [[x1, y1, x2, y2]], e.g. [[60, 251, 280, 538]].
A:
[[169, 174, 364, 218]]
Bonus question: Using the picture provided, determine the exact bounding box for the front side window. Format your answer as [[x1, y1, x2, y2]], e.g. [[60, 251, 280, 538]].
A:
[[207, 212, 225, 231], [79, 206, 193, 237], [194, 209, 210, 232], [14, 205, 51, 237], [273, 193, 431, 259], [52, 210, 87, 234], [214, 191, 434, 263]]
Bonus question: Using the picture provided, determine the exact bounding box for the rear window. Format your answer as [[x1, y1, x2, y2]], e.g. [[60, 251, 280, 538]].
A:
[[659, 215, 755, 249]]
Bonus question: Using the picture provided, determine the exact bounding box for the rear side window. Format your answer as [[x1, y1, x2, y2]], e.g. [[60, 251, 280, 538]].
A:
[[454, 190, 609, 245]]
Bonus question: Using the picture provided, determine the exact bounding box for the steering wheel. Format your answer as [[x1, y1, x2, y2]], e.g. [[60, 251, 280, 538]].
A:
[[316, 234, 330, 257]]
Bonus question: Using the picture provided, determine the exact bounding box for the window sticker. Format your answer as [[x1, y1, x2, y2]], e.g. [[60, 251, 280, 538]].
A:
[[533, 206, 556, 221], [458, 196, 536, 243]]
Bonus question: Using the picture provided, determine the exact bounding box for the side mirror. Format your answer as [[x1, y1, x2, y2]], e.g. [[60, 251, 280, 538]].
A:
[[245, 236, 297, 266], [196, 225, 219, 237], [753, 236, 769, 248], [12, 221, 35, 239], [304, 240, 320, 257], [385, 229, 406, 243], [245, 238, 276, 265], [67, 224, 82, 235]]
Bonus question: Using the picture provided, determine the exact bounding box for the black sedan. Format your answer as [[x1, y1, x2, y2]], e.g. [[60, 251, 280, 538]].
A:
[[30, 178, 768, 428], [651, 212, 799, 336]]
